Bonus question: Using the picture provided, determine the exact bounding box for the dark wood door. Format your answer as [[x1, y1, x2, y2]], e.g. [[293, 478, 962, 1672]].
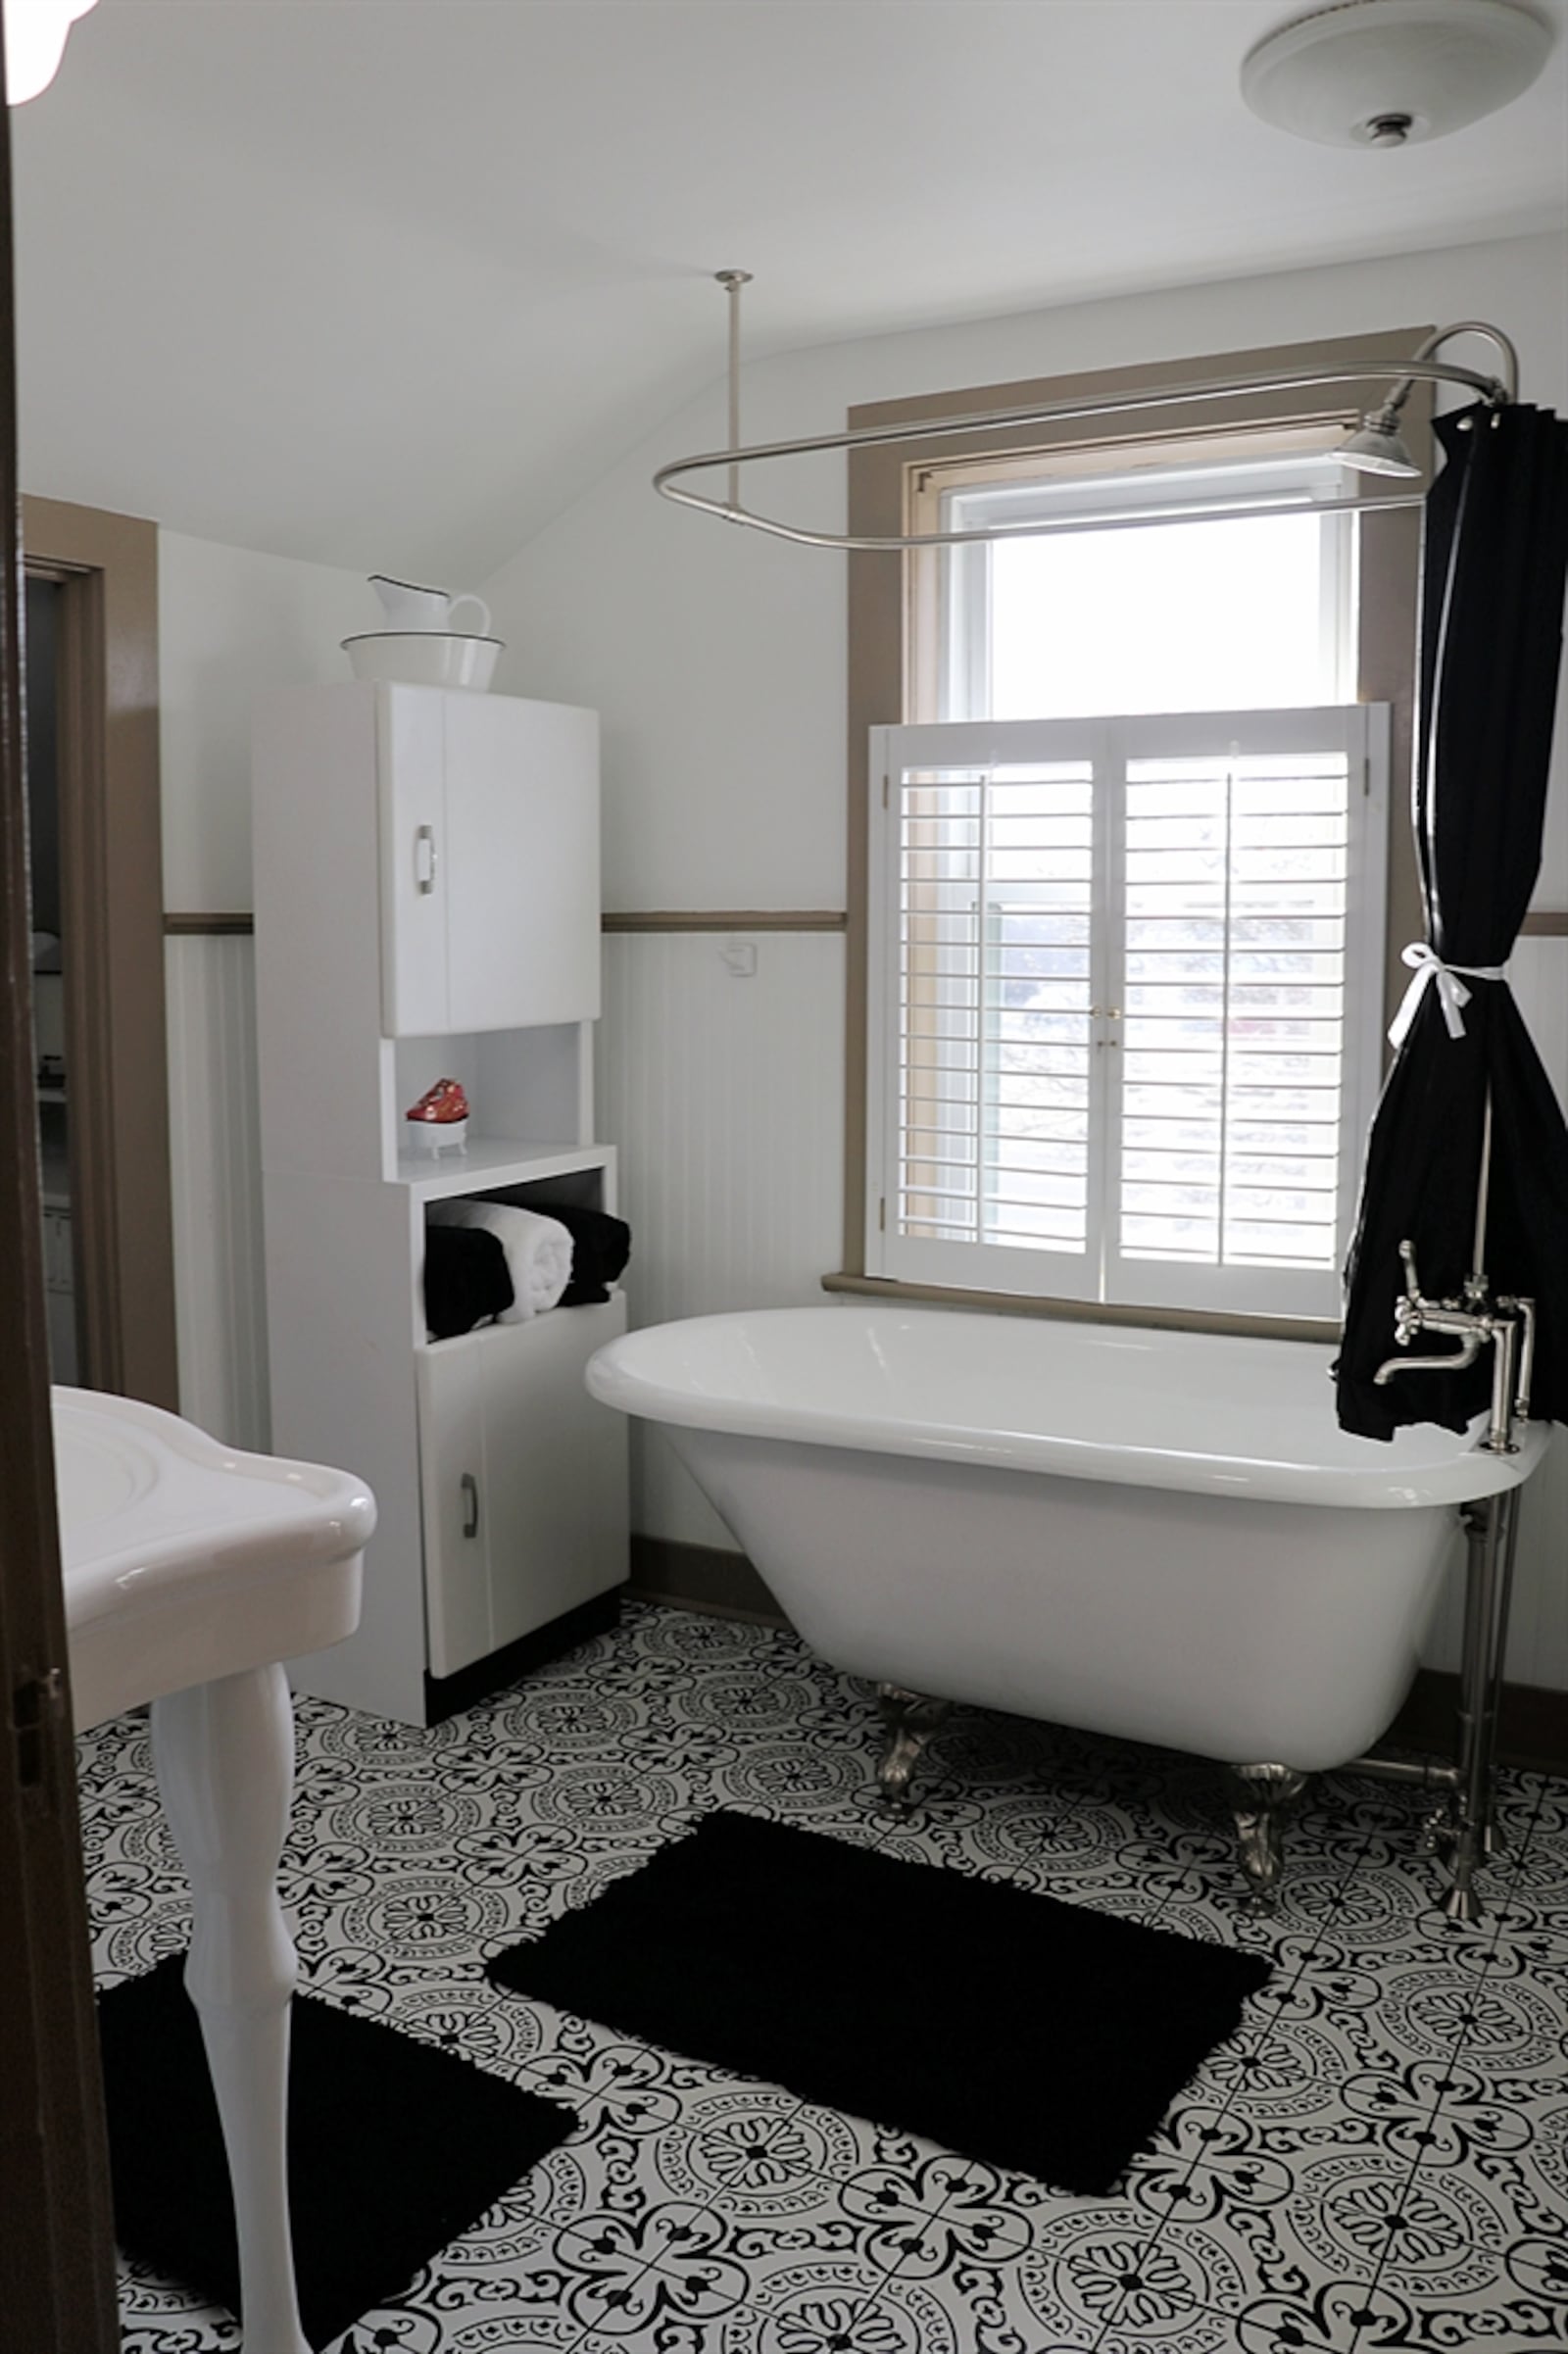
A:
[[0, 14, 121, 2341]]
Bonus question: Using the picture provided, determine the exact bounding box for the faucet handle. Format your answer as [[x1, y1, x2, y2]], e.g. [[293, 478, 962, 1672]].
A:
[[1397, 1239, 1423, 1303]]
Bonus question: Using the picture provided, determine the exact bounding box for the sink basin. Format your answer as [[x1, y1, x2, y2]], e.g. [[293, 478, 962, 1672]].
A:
[[55, 1387, 375, 1731]]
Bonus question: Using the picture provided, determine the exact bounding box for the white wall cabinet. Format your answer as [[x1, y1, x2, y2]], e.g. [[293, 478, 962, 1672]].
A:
[[255, 681, 628, 1725], [377, 688, 601, 1039]]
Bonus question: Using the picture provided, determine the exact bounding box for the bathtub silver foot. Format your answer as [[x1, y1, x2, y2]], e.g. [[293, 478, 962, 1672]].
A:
[[1230, 1763, 1308, 1909], [875, 1685, 950, 1810]]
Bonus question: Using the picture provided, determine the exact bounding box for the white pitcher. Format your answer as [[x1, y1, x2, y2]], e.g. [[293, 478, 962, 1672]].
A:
[[369, 574, 491, 636]]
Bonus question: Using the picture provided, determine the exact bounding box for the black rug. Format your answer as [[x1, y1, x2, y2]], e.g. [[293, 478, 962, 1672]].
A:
[[98, 1953, 573, 2348], [487, 1810, 1270, 2195]]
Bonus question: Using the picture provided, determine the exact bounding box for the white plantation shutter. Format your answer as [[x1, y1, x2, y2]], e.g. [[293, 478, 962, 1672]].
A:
[[867, 709, 1389, 1317]]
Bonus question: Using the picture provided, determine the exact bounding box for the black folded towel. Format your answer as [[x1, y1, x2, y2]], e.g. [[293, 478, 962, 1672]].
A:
[[423, 1223, 515, 1339], [526, 1202, 631, 1305]]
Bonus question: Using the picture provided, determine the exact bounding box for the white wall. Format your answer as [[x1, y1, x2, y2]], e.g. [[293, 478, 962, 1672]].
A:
[[160, 530, 372, 1447], [141, 239, 1568, 1698], [160, 530, 375, 912], [482, 228, 1568, 1692]]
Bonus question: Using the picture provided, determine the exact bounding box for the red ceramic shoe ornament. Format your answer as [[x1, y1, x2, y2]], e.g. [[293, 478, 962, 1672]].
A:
[[406, 1078, 469, 1126]]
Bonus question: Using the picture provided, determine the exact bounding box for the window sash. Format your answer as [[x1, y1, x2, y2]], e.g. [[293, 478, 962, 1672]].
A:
[[866, 708, 1390, 1319], [919, 430, 1370, 722]]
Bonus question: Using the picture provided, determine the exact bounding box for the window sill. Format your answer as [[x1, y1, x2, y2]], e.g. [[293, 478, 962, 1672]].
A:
[[819, 1271, 1340, 1347]]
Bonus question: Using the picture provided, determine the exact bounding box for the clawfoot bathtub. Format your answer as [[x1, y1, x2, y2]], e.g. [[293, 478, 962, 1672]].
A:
[[587, 1306, 1547, 1894]]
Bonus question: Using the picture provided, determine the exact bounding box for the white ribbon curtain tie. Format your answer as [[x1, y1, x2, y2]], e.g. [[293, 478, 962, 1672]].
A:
[[1388, 941, 1509, 1049]]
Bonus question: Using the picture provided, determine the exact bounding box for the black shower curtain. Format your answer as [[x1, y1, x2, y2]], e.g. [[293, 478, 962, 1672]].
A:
[[1337, 400, 1568, 1441]]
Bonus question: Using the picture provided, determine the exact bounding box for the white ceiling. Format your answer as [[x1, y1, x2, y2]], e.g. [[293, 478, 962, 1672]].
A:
[[12, 0, 1567, 581]]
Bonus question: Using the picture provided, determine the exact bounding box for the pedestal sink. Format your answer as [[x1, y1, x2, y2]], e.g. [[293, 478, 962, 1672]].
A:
[[56, 1386, 375, 2354]]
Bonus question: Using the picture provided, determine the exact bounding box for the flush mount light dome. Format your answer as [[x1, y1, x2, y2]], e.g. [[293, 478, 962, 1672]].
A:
[[5, 0, 100, 105], [1242, 0, 1554, 147]]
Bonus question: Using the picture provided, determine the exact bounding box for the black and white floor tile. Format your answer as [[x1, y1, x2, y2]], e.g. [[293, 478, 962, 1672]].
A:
[[77, 1601, 1568, 2354]]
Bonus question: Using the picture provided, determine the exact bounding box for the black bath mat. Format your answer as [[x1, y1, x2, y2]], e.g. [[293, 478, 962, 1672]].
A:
[[98, 1953, 573, 2347], [487, 1810, 1270, 2195]]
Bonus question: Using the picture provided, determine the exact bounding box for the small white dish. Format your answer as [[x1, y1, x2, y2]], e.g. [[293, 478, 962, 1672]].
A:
[[407, 1116, 468, 1155], [342, 632, 503, 691]]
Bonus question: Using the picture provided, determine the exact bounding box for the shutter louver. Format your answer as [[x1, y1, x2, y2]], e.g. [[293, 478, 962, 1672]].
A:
[[1116, 750, 1349, 1273]]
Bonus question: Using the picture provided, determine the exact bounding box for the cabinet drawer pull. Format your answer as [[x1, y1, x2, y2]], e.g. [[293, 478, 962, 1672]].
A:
[[461, 1472, 479, 1539], [415, 824, 438, 895]]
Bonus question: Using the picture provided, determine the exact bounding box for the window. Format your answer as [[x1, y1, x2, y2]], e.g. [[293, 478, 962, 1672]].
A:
[[863, 422, 1396, 1320], [925, 433, 1360, 722], [866, 705, 1389, 1320]]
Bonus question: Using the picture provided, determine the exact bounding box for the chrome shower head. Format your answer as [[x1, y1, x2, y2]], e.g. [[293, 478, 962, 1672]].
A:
[[1337, 407, 1423, 479]]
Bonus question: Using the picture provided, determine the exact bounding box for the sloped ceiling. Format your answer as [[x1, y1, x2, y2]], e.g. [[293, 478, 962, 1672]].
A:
[[12, 0, 1566, 580]]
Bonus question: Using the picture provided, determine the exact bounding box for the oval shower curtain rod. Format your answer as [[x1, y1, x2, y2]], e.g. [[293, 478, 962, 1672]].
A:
[[653, 282, 1519, 553]]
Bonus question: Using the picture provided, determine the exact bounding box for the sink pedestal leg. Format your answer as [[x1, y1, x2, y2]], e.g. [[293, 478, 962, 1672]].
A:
[[152, 1662, 310, 2354]]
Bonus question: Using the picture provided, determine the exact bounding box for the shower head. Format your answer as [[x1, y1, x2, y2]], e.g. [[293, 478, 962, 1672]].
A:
[[1337, 408, 1424, 478]]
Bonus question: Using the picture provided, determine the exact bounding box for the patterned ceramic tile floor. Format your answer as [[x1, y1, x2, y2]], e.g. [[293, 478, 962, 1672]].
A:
[[80, 1600, 1568, 2354]]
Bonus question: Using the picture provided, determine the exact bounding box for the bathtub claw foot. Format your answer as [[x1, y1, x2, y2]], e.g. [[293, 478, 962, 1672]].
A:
[[1229, 1763, 1308, 1906], [875, 1685, 950, 1810]]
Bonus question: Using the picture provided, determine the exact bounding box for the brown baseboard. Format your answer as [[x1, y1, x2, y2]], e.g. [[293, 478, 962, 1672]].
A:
[[628, 1536, 787, 1629], [1386, 1667, 1568, 1777]]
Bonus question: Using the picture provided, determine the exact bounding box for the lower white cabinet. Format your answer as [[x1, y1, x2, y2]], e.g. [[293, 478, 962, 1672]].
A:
[[417, 1295, 630, 1683]]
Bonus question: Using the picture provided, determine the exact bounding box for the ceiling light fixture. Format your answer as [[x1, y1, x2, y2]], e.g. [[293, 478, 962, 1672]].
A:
[[6, 0, 100, 106], [1241, 0, 1554, 147]]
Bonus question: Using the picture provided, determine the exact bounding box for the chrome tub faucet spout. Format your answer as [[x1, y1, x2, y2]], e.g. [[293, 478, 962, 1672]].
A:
[[1372, 1240, 1531, 1456]]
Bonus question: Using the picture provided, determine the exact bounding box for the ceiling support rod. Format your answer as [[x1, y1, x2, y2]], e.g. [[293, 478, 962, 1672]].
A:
[[715, 270, 753, 518]]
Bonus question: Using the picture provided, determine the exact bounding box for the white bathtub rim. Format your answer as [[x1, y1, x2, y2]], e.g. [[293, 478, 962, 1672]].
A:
[[586, 1306, 1549, 1510]]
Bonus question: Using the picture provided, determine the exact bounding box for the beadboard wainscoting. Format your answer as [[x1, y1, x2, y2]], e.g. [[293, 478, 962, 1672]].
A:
[[165, 931, 270, 1453], [160, 918, 1566, 1705], [598, 926, 846, 1552]]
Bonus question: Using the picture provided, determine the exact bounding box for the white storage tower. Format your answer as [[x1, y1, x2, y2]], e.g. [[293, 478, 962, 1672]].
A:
[[254, 682, 628, 1725]]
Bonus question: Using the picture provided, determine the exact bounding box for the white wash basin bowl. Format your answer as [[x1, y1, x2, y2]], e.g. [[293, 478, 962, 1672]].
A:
[[56, 1387, 375, 2354], [56, 1387, 375, 1731]]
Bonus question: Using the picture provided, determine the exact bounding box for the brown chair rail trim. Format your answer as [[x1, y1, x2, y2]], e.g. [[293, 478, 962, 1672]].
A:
[[159, 907, 1560, 941], [821, 1269, 1340, 1346], [602, 910, 848, 933], [165, 908, 852, 937]]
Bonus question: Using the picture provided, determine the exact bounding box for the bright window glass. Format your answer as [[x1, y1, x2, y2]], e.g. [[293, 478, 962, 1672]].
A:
[[937, 450, 1359, 722]]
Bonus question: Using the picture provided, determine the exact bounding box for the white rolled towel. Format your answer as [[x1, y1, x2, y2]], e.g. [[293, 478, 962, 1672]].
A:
[[426, 1201, 573, 1322]]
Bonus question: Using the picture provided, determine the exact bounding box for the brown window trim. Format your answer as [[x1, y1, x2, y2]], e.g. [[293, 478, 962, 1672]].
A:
[[838, 325, 1434, 1324], [23, 495, 177, 1409]]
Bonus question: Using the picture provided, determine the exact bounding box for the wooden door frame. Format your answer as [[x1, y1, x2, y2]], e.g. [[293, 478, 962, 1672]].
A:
[[22, 493, 176, 1409], [0, 28, 122, 2344]]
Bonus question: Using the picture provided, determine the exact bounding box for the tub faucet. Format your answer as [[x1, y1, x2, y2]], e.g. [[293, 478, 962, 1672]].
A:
[[1373, 1241, 1533, 1454]]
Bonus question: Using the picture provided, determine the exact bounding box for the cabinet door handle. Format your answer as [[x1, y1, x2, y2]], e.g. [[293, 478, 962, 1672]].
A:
[[461, 1472, 479, 1540], [415, 824, 438, 895]]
